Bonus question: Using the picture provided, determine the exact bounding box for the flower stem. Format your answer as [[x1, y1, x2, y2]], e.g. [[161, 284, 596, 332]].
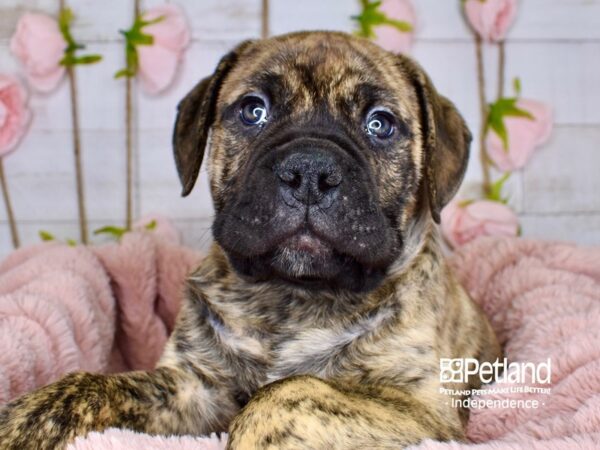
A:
[[475, 34, 491, 196], [124, 0, 140, 231], [497, 41, 505, 99], [60, 0, 87, 243], [125, 76, 133, 231], [67, 65, 88, 243], [0, 158, 20, 248], [262, 0, 269, 38]]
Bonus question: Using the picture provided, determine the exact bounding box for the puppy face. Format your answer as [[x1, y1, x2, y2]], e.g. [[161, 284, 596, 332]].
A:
[[174, 32, 471, 292]]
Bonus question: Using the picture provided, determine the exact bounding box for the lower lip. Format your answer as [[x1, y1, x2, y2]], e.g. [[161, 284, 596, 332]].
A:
[[284, 233, 331, 255]]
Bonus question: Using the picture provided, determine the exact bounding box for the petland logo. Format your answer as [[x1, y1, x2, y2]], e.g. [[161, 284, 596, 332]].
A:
[[440, 358, 552, 385]]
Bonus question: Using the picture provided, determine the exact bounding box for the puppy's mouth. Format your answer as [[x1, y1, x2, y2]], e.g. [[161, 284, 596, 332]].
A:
[[271, 230, 336, 280], [281, 231, 332, 257], [216, 220, 390, 292]]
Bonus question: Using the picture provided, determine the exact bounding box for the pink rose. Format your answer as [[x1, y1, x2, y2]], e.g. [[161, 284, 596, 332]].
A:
[[441, 200, 518, 248], [373, 0, 416, 54], [464, 0, 517, 42], [0, 75, 32, 157], [486, 99, 553, 171], [137, 4, 191, 95], [10, 13, 67, 93]]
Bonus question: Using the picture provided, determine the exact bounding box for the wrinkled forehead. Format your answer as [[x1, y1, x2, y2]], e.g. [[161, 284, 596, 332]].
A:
[[219, 33, 417, 116]]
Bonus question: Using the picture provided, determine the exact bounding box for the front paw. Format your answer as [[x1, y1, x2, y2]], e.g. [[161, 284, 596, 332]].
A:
[[0, 372, 111, 450]]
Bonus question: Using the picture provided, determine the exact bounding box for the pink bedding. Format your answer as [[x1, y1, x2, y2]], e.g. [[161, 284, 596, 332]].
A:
[[0, 228, 598, 449]]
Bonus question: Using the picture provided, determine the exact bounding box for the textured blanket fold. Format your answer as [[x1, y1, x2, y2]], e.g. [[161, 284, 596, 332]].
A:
[[1, 233, 599, 449], [0, 217, 202, 403], [0, 243, 116, 401], [413, 238, 600, 449]]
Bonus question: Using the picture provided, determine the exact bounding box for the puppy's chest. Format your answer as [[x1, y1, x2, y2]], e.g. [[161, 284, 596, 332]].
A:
[[204, 288, 442, 389], [265, 325, 375, 382], [259, 310, 439, 387]]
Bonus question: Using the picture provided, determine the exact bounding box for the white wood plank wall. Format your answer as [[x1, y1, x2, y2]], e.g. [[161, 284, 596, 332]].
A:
[[0, 0, 598, 256]]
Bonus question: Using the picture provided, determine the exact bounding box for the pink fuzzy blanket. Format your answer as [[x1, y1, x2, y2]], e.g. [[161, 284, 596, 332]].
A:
[[0, 217, 202, 395], [1, 231, 599, 449]]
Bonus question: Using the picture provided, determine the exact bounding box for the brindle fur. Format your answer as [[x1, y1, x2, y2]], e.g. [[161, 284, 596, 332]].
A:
[[0, 31, 501, 449]]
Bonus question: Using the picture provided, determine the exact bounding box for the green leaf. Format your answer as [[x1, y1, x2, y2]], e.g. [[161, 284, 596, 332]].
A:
[[39, 230, 55, 241], [145, 220, 157, 230], [513, 77, 522, 97], [58, 8, 75, 41], [59, 54, 75, 66], [94, 225, 128, 239], [58, 9, 78, 52], [66, 239, 77, 247], [385, 19, 413, 33], [486, 172, 511, 203], [487, 113, 508, 150], [353, 0, 412, 39], [486, 97, 535, 150], [139, 15, 165, 27], [115, 13, 164, 78], [73, 54, 103, 65], [58, 8, 103, 68], [115, 42, 139, 78], [128, 31, 154, 46], [114, 68, 134, 79]]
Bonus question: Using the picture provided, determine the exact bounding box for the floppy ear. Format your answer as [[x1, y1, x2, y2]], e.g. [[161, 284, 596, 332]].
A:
[[400, 57, 472, 223], [173, 41, 252, 196]]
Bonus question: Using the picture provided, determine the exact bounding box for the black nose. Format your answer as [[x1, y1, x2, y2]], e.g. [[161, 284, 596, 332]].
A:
[[275, 151, 342, 207]]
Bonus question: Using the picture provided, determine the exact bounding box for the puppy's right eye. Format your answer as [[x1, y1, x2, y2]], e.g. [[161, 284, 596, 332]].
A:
[[365, 110, 395, 139], [240, 96, 268, 126]]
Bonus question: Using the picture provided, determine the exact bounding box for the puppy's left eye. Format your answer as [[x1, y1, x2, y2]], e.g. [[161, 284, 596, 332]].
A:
[[365, 111, 395, 139], [240, 96, 268, 126]]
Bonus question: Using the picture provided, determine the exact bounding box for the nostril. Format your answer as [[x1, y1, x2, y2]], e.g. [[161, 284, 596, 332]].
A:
[[279, 170, 302, 190], [317, 175, 331, 193], [289, 174, 302, 190], [318, 170, 342, 193]]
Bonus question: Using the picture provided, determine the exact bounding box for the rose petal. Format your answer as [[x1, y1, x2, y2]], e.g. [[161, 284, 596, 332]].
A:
[[486, 98, 553, 171], [373, 0, 416, 54], [464, 0, 517, 43], [0, 102, 7, 129], [0, 75, 31, 156], [10, 13, 67, 93], [144, 4, 191, 51], [137, 4, 190, 95], [137, 45, 179, 95], [27, 67, 66, 93], [441, 200, 519, 248]]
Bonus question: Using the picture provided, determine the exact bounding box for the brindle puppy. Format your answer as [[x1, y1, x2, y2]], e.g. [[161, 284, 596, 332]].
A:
[[0, 31, 501, 449]]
